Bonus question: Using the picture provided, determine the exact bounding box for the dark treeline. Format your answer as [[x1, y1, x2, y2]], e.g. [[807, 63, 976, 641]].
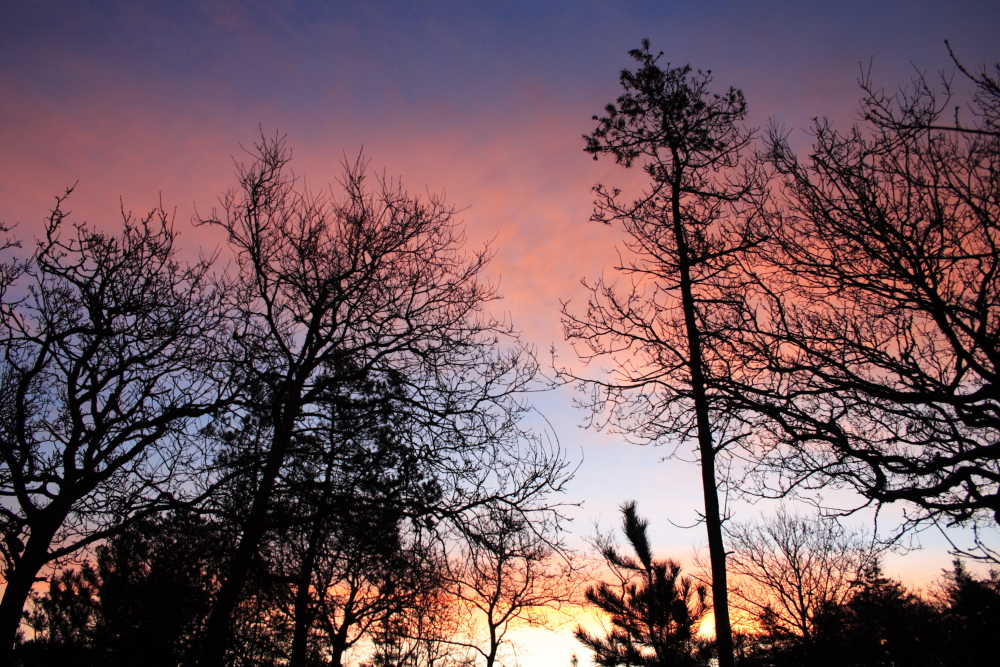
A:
[[3, 38, 1000, 666], [576, 504, 1000, 667]]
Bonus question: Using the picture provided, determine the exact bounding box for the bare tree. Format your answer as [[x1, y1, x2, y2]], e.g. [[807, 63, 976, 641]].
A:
[[0, 191, 230, 659], [364, 583, 473, 667], [296, 524, 431, 667], [723, 509, 878, 644], [439, 505, 576, 667], [561, 41, 765, 667], [197, 135, 557, 665], [738, 49, 1000, 559]]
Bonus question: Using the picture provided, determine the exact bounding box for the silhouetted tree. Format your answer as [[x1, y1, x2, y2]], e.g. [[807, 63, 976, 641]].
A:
[[363, 585, 472, 667], [439, 505, 575, 667], [937, 559, 1000, 665], [575, 502, 708, 667], [198, 135, 562, 666], [242, 368, 444, 667], [807, 565, 942, 667], [0, 192, 230, 660], [17, 511, 230, 667], [740, 48, 1000, 560], [562, 41, 765, 666], [18, 564, 100, 666], [202, 364, 475, 666], [723, 510, 878, 646], [736, 558, 1000, 666], [277, 497, 435, 667], [93, 513, 229, 666]]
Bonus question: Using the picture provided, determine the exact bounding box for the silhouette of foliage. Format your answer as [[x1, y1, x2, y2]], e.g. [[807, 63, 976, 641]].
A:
[[737, 558, 1000, 667], [575, 502, 709, 667], [936, 560, 1000, 665], [217, 367, 448, 667], [16, 512, 229, 667], [806, 565, 942, 667]]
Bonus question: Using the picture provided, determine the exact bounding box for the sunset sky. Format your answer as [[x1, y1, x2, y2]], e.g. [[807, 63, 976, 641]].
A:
[[3, 2, 999, 664]]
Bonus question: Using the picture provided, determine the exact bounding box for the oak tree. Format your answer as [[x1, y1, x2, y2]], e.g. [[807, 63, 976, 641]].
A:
[[741, 51, 1000, 559], [198, 135, 557, 665], [0, 194, 230, 659]]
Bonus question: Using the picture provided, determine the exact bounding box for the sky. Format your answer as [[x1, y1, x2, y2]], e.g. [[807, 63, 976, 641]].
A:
[[2, 1, 999, 664]]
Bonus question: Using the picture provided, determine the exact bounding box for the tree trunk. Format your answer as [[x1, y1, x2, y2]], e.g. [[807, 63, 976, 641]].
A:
[[289, 522, 324, 667], [485, 622, 498, 667], [201, 407, 298, 666], [0, 510, 65, 661], [328, 617, 352, 667], [330, 641, 346, 667], [670, 176, 735, 667]]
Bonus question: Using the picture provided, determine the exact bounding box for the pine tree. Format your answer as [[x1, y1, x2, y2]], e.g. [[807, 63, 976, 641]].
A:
[[575, 502, 708, 667]]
